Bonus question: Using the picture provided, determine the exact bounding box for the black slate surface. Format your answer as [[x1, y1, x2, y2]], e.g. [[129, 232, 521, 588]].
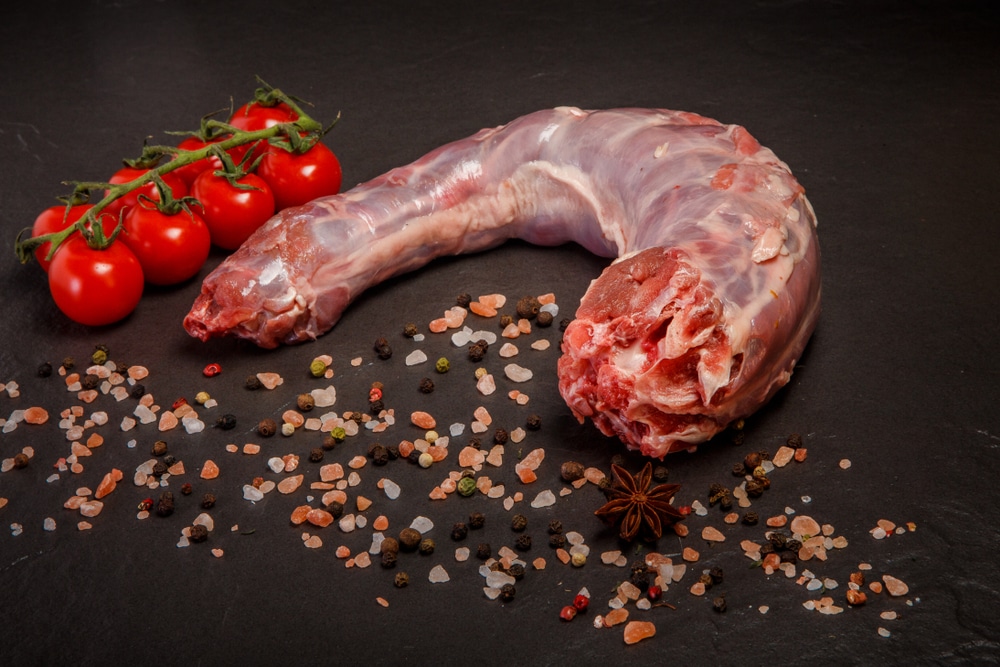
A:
[[1, 1, 998, 665]]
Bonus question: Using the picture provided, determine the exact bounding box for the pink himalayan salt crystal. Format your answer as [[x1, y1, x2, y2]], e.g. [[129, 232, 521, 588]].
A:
[[459, 446, 486, 467], [485, 445, 504, 467], [701, 526, 726, 542], [410, 411, 436, 429], [158, 411, 179, 432], [473, 406, 492, 425], [77, 521, 93, 531], [790, 515, 822, 537], [515, 448, 545, 474], [476, 374, 496, 395], [212, 548, 224, 558], [320, 463, 345, 482], [304, 535, 323, 549], [79, 500, 104, 517], [256, 372, 283, 390], [882, 574, 909, 597], [277, 475, 304, 494], [504, 364, 533, 382]]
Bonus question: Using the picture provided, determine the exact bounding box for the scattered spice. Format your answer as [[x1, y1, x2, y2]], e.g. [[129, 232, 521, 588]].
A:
[[594, 463, 684, 542]]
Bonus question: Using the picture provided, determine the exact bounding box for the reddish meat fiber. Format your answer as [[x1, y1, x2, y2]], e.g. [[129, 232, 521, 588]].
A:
[[184, 107, 821, 457]]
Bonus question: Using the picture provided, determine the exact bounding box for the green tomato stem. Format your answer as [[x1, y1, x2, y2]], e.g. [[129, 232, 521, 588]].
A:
[[14, 87, 330, 264]]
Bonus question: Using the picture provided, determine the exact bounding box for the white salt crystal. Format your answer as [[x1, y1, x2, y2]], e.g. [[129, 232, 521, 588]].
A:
[[530, 490, 557, 508], [355, 515, 368, 529], [428, 565, 450, 583], [484, 587, 501, 600], [46, 473, 60, 483], [411, 516, 434, 533], [43, 517, 56, 531], [311, 386, 337, 408], [182, 417, 205, 434], [451, 329, 472, 347], [503, 364, 533, 382], [471, 330, 497, 345], [486, 570, 516, 588], [194, 513, 214, 531], [369, 533, 385, 554], [382, 478, 401, 500], [540, 303, 559, 317], [267, 457, 286, 473], [243, 485, 264, 502], [10, 523, 23, 536], [405, 350, 428, 366], [449, 422, 465, 437], [339, 514, 357, 532], [176, 535, 190, 548]]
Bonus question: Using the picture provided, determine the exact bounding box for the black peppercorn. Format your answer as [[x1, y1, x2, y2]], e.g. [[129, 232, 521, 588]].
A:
[[498, 314, 513, 328], [201, 493, 216, 509], [373, 336, 392, 360], [743, 451, 762, 471], [507, 563, 526, 580], [499, 583, 516, 602], [151, 461, 168, 477], [712, 596, 727, 613], [476, 543, 492, 560], [549, 534, 566, 549], [162, 454, 177, 467], [630, 563, 650, 591], [779, 549, 798, 564], [189, 524, 208, 543], [610, 453, 625, 468], [536, 311, 553, 327], [369, 398, 384, 414], [61, 357, 75, 371], [399, 527, 421, 551], [742, 511, 759, 525], [699, 573, 714, 588], [380, 537, 399, 555], [469, 511, 486, 529], [403, 323, 419, 338], [393, 572, 409, 588], [257, 418, 277, 437], [451, 522, 468, 541], [322, 434, 337, 450], [456, 293, 472, 308], [709, 567, 724, 584], [381, 551, 398, 569], [325, 500, 344, 519], [525, 414, 542, 431], [787, 432, 803, 448], [81, 374, 100, 390], [369, 444, 390, 466], [516, 295, 541, 320], [215, 414, 237, 430], [180, 483, 193, 496], [559, 318, 572, 331], [768, 531, 788, 550], [732, 462, 746, 477], [37, 361, 53, 377], [419, 538, 436, 555], [493, 428, 508, 445], [511, 514, 528, 532], [745, 478, 765, 498], [468, 341, 488, 362], [785, 538, 802, 553], [467, 436, 482, 450], [418, 377, 435, 393], [515, 534, 532, 551], [309, 448, 324, 463], [731, 429, 746, 446], [548, 519, 563, 534], [245, 375, 263, 390], [156, 491, 175, 517], [129, 383, 146, 399], [12, 452, 29, 469], [151, 440, 168, 456]]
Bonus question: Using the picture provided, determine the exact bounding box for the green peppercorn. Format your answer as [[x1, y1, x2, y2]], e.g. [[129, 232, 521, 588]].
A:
[[399, 527, 421, 551], [245, 375, 263, 390], [91, 346, 109, 365], [257, 418, 277, 437], [511, 514, 527, 532], [457, 476, 477, 497], [309, 359, 327, 378], [393, 572, 409, 588], [435, 357, 450, 373], [419, 538, 436, 555], [451, 522, 468, 541], [330, 426, 346, 442]]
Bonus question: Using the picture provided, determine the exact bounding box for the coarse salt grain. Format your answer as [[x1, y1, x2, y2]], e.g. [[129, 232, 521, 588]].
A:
[[428, 565, 450, 583]]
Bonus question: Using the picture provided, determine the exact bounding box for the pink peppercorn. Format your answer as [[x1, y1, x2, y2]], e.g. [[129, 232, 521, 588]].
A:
[[560, 606, 577, 621], [203, 363, 222, 377], [572, 594, 589, 612]]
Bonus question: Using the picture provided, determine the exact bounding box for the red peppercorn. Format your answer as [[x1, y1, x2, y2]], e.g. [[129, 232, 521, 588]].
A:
[[559, 605, 578, 621], [677, 505, 692, 516], [138, 498, 153, 511], [369, 387, 383, 402], [172, 397, 188, 410], [647, 585, 663, 601], [203, 363, 222, 377], [572, 594, 589, 612]]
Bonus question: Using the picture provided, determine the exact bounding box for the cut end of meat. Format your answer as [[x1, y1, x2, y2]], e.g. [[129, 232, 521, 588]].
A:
[[558, 247, 744, 458]]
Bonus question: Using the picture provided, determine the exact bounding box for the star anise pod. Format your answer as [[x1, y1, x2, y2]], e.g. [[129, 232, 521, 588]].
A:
[[594, 462, 684, 542]]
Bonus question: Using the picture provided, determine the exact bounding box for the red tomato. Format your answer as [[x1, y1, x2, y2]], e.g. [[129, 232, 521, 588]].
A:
[[171, 136, 225, 187], [257, 142, 343, 210], [190, 171, 276, 250], [104, 166, 187, 219], [228, 101, 298, 163], [48, 235, 144, 326], [121, 203, 211, 285], [31, 204, 93, 271]]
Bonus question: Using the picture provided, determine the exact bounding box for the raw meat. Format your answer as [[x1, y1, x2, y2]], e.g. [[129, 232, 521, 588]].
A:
[[184, 107, 820, 456]]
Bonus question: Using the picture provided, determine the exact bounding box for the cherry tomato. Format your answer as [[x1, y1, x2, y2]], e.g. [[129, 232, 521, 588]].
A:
[[190, 170, 276, 250], [256, 142, 343, 210], [171, 136, 225, 187], [104, 166, 187, 220], [228, 101, 298, 163], [48, 235, 144, 326], [31, 204, 93, 272], [120, 203, 211, 285]]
